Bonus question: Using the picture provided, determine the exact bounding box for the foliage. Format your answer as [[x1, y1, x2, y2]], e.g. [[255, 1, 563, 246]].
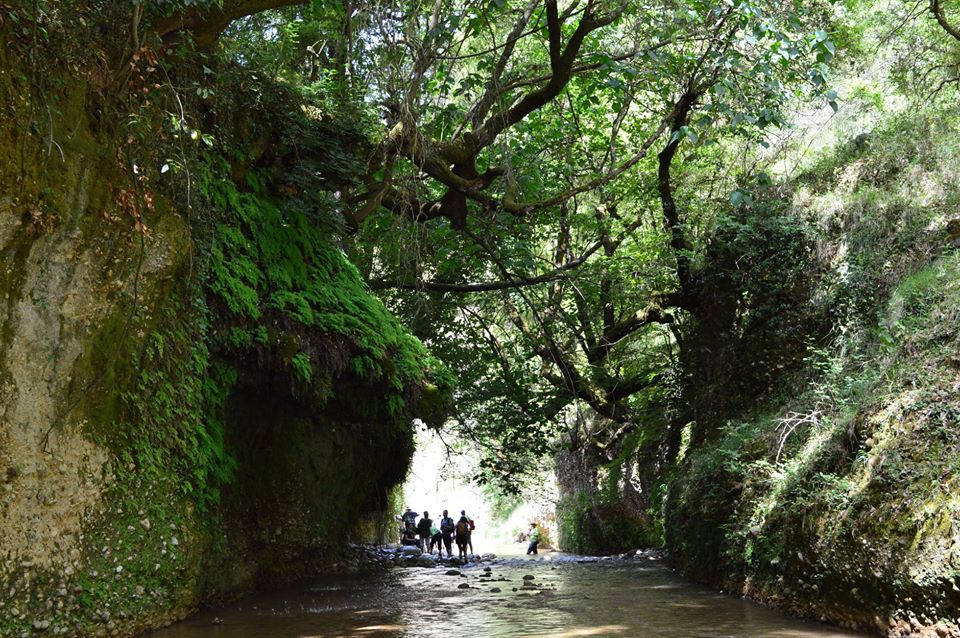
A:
[[662, 58, 960, 622], [666, 250, 960, 621], [115, 303, 237, 509], [201, 167, 449, 408], [796, 108, 960, 335], [686, 198, 817, 427], [11, 0, 848, 492], [328, 0, 845, 487], [11, 0, 960, 590], [557, 489, 656, 554]]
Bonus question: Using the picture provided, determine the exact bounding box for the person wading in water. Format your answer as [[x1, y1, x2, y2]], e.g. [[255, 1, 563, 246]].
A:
[[454, 515, 471, 560], [526, 522, 541, 555], [460, 510, 475, 555]]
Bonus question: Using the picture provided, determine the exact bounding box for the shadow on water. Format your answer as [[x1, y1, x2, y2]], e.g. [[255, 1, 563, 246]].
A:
[[144, 554, 869, 638]]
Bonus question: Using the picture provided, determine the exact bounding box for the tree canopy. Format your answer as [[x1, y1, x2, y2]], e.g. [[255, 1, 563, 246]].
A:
[[141, 0, 841, 487], [26, 0, 958, 489]]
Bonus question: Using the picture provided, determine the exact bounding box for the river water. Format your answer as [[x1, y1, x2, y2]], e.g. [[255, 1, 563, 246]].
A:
[[145, 553, 868, 638]]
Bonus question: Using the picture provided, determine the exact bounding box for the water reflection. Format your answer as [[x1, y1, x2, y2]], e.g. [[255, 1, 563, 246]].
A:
[[144, 556, 867, 638]]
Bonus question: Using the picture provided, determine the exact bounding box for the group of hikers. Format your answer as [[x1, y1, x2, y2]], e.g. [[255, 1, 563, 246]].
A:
[[400, 507, 545, 558], [400, 507, 475, 560]]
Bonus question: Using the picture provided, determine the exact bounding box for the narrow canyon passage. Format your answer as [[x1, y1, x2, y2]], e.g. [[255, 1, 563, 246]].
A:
[[4, 3, 960, 637]]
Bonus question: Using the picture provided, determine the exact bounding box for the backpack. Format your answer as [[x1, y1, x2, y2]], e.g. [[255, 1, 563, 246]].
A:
[[456, 520, 468, 536], [468, 518, 476, 531]]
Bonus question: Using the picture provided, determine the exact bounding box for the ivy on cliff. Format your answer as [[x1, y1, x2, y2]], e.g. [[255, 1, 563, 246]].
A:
[[200, 162, 452, 417]]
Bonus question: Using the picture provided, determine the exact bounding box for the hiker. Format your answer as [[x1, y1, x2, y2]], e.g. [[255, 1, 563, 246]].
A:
[[455, 515, 471, 560], [460, 509, 475, 555], [401, 507, 419, 528], [429, 521, 442, 554], [439, 509, 455, 557], [526, 522, 541, 555], [416, 510, 433, 552], [400, 507, 419, 545]]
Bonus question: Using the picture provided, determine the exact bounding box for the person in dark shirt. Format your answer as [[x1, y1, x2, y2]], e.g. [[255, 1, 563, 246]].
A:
[[439, 509, 455, 557], [454, 515, 470, 560], [460, 509, 475, 555], [416, 511, 433, 552], [399, 507, 419, 546]]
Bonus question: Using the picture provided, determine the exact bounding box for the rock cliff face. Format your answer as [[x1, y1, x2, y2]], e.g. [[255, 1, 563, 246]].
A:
[[0, 43, 439, 637], [663, 117, 960, 636], [554, 415, 659, 555]]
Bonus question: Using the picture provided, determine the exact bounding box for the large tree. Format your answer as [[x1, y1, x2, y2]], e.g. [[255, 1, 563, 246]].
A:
[[328, 0, 837, 483]]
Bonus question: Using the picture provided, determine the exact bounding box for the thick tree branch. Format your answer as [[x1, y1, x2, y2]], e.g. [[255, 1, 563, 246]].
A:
[[378, 110, 668, 227], [587, 298, 678, 364], [931, 0, 960, 40], [467, 0, 541, 127], [657, 88, 700, 306], [473, 0, 627, 149], [370, 241, 604, 292], [150, 0, 307, 47]]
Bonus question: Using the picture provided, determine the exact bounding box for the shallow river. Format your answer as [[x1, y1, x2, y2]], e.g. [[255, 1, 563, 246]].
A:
[[146, 554, 868, 638]]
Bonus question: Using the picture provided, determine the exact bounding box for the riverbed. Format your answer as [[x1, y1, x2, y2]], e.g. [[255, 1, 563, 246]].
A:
[[145, 553, 869, 637]]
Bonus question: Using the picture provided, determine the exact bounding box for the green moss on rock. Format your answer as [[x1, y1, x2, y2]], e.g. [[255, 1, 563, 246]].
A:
[[666, 252, 960, 633]]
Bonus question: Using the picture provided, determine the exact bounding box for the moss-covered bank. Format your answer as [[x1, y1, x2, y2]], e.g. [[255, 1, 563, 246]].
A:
[[549, 109, 960, 635], [667, 251, 960, 636], [665, 112, 960, 636], [0, 18, 450, 638]]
